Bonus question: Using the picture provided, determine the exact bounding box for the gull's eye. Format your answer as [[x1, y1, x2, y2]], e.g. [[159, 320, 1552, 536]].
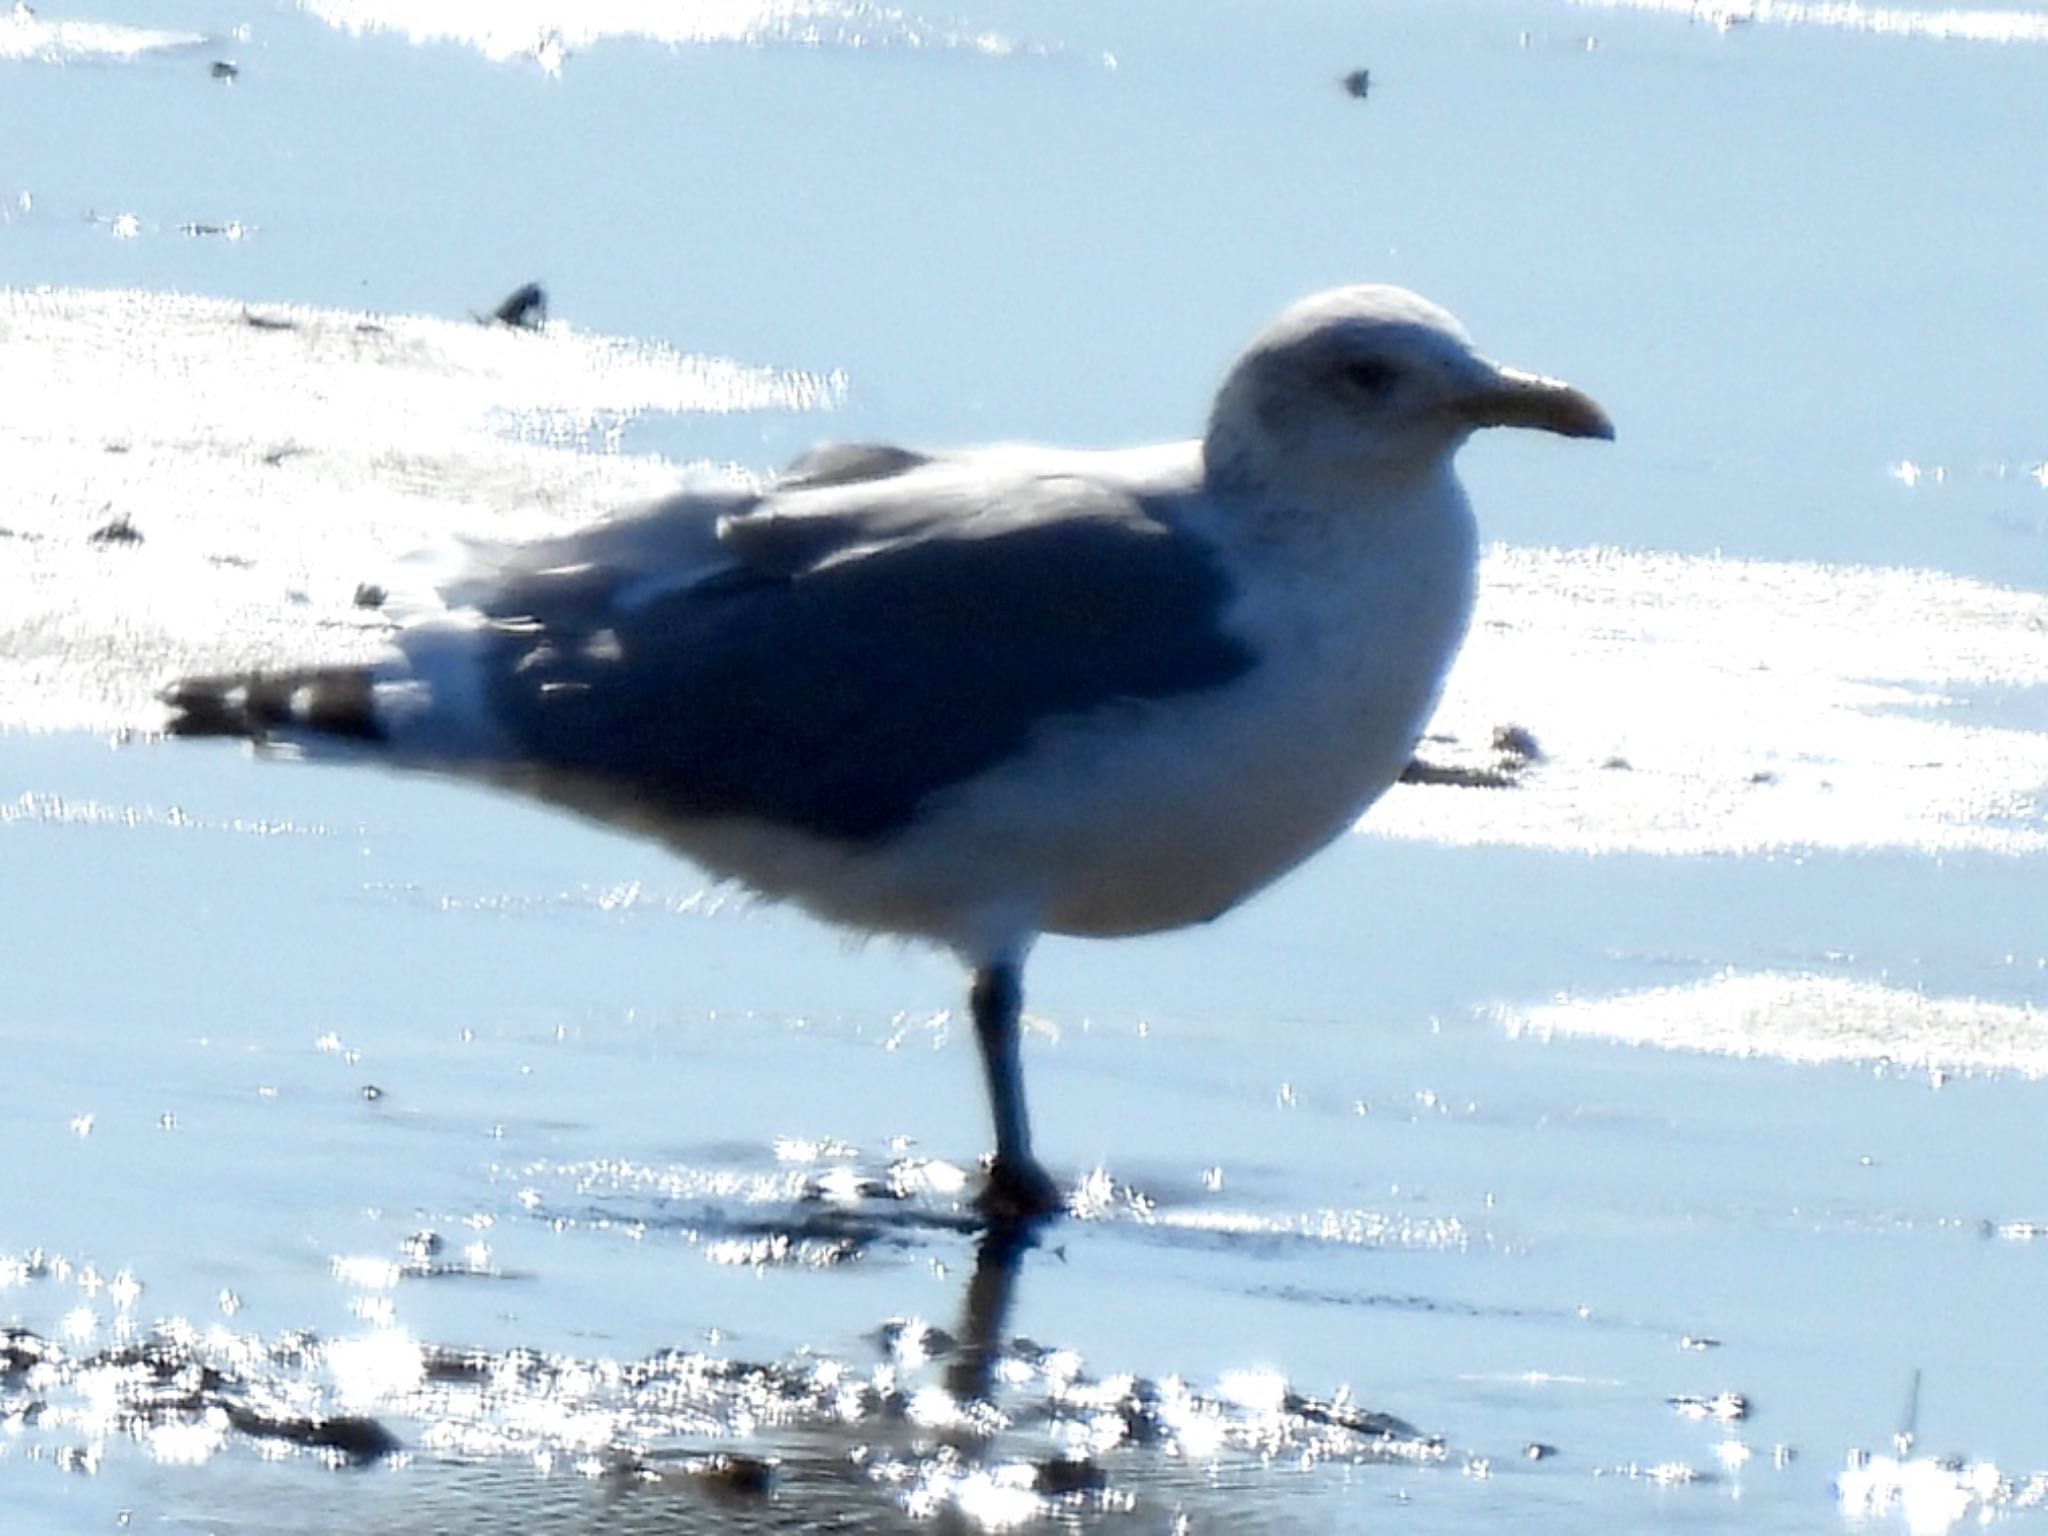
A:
[[1341, 358, 1398, 397]]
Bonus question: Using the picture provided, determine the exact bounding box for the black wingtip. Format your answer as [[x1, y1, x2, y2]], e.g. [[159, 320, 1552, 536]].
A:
[[160, 667, 385, 743], [160, 675, 253, 738]]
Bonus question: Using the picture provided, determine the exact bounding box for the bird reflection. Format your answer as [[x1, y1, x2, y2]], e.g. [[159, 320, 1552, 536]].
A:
[[942, 1217, 1039, 1406]]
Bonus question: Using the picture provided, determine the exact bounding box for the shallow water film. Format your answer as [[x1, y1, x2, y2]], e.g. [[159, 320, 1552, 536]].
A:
[[5, 1, 2048, 1532]]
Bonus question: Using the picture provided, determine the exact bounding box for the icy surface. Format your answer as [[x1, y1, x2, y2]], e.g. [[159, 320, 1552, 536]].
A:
[[4, 0, 2048, 1532]]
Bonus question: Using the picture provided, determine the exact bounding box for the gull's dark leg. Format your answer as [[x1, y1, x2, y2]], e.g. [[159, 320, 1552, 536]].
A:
[[970, 962, 1063, 1221]]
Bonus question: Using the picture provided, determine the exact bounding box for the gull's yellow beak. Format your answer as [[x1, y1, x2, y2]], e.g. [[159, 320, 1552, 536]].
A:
[[1457, 365, 1615, 441]]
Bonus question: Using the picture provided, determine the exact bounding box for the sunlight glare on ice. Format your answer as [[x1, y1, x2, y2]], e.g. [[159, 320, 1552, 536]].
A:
[[1503, 972, 2048, 1076]]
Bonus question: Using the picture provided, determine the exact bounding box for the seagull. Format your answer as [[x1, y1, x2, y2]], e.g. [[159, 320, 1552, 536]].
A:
[[163, 285, 1611, 1220]]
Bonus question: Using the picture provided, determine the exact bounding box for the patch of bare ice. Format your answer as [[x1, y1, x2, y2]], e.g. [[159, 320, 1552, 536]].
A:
[[0, 6, 208, 63], [1501, 972, 2048, 1077], [1569, 0, 2048, 44], [1379, 545, 2048, 856], [298, 0, 1076, 73]]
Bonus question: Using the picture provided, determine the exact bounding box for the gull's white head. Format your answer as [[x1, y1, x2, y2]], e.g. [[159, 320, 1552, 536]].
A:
[[1204, 284, 1612, 490]]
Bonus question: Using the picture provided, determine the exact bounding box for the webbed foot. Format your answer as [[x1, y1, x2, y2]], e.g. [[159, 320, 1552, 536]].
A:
[[976, 1157, 1064, 1224]]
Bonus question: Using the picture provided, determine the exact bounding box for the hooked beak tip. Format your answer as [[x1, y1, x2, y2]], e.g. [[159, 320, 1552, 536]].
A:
[[1463, 366, 1614, 442]]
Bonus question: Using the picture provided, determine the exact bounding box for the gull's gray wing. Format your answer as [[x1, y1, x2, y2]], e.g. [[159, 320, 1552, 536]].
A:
[[456, 452, 1255, 844]]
